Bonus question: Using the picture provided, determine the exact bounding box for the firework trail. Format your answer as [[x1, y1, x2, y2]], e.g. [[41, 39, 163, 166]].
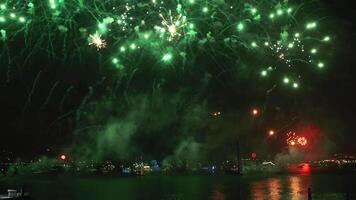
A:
[[0, 0, 334, 161], [0, 0, 331, 88]]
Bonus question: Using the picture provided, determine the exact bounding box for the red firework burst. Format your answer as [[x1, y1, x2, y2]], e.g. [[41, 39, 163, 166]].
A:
[[286, 131, 308, 147]]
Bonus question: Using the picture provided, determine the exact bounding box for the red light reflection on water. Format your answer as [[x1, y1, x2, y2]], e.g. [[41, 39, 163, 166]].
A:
[[251, 175, 310, 200], [288, 163, 311, 174]]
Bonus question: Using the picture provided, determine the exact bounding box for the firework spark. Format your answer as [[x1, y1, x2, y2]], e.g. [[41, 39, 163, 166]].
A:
[[88, 32, 107, 50], [159, 10, 187, 41]]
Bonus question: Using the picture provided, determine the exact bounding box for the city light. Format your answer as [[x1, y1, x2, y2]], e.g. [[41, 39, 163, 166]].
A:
[[251, 152, 257, 159], [212, 111, 221, 117]]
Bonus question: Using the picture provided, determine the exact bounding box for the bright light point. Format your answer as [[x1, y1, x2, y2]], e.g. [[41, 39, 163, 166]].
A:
[[10, 13, 16, 18], [189, 23, 194, 29], [0, 16, 5, 22], [252, 109, 259, 116], [130, 43, 136, 50], [251, 42, 257, 47], [306, 22, 317, 29], [19, 17, 26, 23], [88, 33, 107, 50], [318, 62, 324, 68], [159, 12, 187, 41], [202, 7, 209, 13], [293, 83, 299, 88], [112, 58, 119, 64], [323, 36, 330, 41], [162, 53, 173, 62], [189, 0, 195, 4], [269, 13, 275, 19], [237, 23, 244, 31], [294, 33, 300, 37], [269, 130, 275, 136], [277, 9, 283, 15], [283, 77, 290, 84], [168, 25, 177, 35], [144, 34, 150, 39], [311, 48, 317, 54], [264, 42, 269, 46], [0, 4, 6, 10], [288, 43, 294, 48], [60, 155, 66, 160], [261, 70, 267, 77], [212, 111, 221, 117], [287, 8, 292, 13], [290, 141, 296, 146], [251, 8, 257, 14], [120, 46, 126, 52]]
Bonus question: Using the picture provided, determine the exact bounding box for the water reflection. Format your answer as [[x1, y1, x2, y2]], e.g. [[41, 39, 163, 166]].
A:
[[211, 184, 225, 200], [289, 176, 303, 200], [251, 175, 310, 200], [1, 174, 354, 200], [251, 180, 269, 200], [268, 178, 282, 200]]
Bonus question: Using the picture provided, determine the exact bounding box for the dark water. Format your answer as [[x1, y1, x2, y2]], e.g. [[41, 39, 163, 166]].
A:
[[1, 174, 355, 200]]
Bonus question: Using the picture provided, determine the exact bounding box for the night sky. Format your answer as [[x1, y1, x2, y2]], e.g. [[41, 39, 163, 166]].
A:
[[1, 0, 356, 161]]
